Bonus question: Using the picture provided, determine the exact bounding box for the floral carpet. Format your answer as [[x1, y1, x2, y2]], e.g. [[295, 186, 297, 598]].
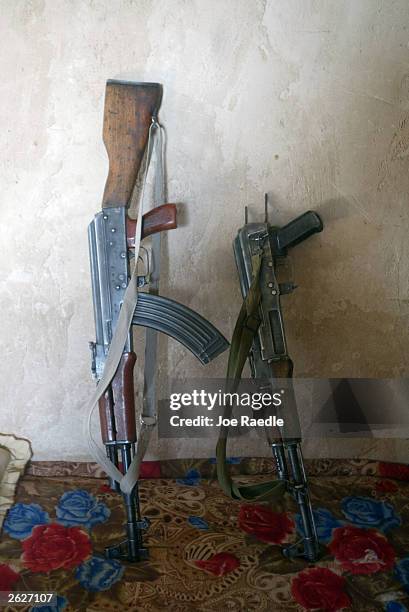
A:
[[0, 458, 409, 611]]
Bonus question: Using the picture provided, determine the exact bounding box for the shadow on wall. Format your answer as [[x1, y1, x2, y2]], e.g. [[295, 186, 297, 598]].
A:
[[284, 192, 407, 378]]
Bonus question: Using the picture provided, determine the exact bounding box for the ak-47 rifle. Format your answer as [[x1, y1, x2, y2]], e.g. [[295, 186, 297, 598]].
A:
[[87, 80, 228, 562], [217, 196, 323, 561]]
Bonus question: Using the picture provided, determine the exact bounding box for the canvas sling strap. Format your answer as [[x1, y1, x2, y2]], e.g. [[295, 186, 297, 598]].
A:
[[120, 122, 165, 492], [216, 252, 290, 501], [85, 119, 164, 496]]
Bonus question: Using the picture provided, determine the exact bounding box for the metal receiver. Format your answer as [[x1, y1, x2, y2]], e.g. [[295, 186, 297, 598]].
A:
[[88, 208, 130, 381]]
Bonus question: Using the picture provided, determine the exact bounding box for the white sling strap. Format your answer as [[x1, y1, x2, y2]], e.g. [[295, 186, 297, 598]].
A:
[[121, 123, 165, 493]]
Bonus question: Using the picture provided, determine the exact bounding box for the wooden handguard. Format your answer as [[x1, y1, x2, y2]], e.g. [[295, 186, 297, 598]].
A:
[[102, 80, 162, 208], [98, 388, 115, 444], [99, 352, 137, 443]]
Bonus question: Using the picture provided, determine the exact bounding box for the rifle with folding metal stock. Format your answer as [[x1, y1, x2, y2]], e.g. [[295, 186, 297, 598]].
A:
[[217, 197, 323, 561], [87, 80, 228, 562]]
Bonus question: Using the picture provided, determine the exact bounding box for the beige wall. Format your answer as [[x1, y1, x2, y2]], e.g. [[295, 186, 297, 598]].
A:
[[1, 0, 409, 462]]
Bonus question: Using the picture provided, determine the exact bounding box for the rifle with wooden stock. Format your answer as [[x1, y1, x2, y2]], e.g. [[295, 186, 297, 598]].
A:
[[87, 80, 228, 562]]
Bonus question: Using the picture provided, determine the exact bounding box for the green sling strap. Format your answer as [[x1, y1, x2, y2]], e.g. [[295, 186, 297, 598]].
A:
[[216, 252, 289, 501]]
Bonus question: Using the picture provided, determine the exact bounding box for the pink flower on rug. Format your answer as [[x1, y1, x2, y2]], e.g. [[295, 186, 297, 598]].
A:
[[291, 567, 351, 611], [379, 462, 409, 481], [22, 523, 92, 572], [0, 564, 20, 591], [375, 480, 398, 495], [329, 525, 395, 575], [194, 552, 240, 576], [238, 504, 294, 544]]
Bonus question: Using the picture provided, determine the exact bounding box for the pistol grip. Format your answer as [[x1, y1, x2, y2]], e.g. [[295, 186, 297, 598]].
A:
[[126, 203, 177, 247], [275, 211, 323, 253]]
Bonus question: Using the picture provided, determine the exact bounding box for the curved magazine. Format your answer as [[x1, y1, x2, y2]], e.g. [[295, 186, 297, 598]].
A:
[[133, 293, 229, 364]]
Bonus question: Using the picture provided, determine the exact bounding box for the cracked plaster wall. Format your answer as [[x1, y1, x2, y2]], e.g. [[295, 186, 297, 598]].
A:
[[1, 0, 409, 462]]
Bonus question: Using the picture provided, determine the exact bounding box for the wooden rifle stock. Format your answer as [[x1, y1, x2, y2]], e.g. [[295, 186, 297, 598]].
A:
[[102, 80, 162, 208]]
